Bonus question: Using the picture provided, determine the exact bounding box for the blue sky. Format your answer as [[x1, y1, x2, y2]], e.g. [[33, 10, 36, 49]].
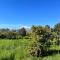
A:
[[0, 0, 60, 28]]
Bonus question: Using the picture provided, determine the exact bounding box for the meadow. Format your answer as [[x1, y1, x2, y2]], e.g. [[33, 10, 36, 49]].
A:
[[0, 39, 60, 60]]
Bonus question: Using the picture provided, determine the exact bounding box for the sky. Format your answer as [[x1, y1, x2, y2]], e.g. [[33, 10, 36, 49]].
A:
[[0, 0, 60, 29]]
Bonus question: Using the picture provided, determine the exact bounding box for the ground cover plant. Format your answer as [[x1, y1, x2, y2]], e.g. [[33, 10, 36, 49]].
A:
[[0, 23, 60, 60]]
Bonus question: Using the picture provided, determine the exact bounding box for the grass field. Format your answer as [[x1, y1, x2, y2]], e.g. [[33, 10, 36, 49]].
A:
[[0, 39, 60, 60]]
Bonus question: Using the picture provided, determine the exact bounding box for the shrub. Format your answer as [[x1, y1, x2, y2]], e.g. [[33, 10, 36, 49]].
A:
[[29, 26, 53, 57]]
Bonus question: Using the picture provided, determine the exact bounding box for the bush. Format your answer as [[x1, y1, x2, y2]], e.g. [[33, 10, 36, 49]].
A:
[[29, 26, 53, 57], [23, 36, 29, 39]]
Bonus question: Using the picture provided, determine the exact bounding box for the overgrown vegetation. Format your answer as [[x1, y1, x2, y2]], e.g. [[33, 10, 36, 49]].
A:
[[29, 23, 60, 57], [0, 23, 60, 60]]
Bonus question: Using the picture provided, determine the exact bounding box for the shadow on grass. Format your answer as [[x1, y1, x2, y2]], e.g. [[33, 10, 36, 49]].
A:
[[36, 49, 60, 57], [47, 49, 60, 56], [40, 49, 60, 57]]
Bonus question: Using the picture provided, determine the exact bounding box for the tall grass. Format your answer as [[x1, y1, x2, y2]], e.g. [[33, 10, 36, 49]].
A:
[[0, 39, 60, 60]]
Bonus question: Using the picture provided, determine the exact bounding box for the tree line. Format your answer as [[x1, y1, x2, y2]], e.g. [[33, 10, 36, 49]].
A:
[[0, 28, 26, 39], [0, 23, 60, 40]]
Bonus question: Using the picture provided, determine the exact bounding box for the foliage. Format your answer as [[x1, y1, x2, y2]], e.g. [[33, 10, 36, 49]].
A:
[[0, 27, 26, 39], [0, 23, 60, 60], [54, 23, 60, 35], [18, 28, 26, 37], [0, 39, 60, 60], [29, 26, 55, 57]]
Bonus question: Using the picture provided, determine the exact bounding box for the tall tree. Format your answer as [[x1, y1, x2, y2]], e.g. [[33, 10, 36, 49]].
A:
[[18, 27, 26, 36], [54, 23, 60, 35]]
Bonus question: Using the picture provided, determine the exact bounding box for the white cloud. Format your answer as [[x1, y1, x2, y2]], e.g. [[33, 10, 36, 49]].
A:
[[0, 24, 31, 29], [19, 25, 30, 29]]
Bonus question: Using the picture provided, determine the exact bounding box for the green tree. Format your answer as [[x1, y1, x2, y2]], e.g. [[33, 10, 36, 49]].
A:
[[18, 27, 26, 37], [54, 23, 60, 35], [45, 25, 50, 29], [29, 26, 53, 57]]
